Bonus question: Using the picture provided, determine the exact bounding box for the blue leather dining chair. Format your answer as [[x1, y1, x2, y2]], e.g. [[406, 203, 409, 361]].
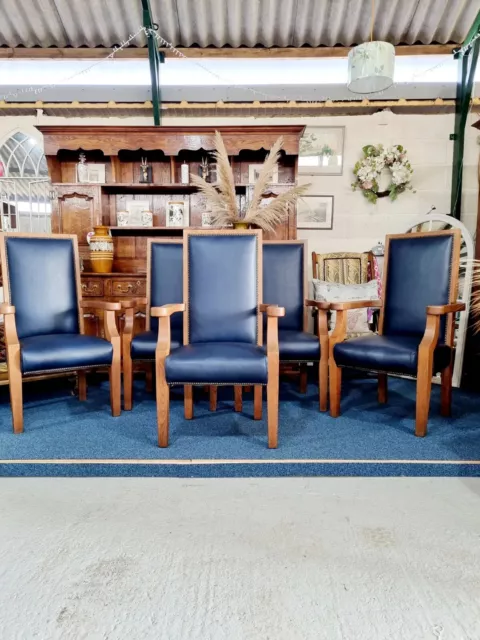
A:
[[0, 233, 122, 433], [153, 229, 284, 448], [263, 241, 329, 410], [329, 230, 464, 436], [122, 239, 183, 410]]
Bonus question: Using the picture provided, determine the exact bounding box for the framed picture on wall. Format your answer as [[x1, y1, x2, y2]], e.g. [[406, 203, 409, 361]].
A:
[[298, 126, 345, 175], [297, 195, 334, 230]]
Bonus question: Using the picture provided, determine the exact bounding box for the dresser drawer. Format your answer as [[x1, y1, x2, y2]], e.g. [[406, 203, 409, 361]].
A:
[[107, 278, 146, 297], [81, 279, 104, 297]]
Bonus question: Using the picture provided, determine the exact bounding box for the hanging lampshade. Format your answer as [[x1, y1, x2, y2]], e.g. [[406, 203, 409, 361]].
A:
[[348, 41, 395, 94]]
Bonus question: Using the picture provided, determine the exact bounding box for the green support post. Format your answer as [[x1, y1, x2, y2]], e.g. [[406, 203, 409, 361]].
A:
[[450, 12, 480, 219], [141, 0, 165, 126]]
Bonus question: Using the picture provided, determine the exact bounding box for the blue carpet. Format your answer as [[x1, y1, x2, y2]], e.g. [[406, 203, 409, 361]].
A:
[[0, 376, 479, 477]]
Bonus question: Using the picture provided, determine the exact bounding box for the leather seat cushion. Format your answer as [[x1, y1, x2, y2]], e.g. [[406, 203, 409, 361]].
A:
[[333, 334, 452, 375], [264, 329, 320, 361], [21, 334, 113, 375], [165, 342, 268, 384], [131, 329, 183, 361]]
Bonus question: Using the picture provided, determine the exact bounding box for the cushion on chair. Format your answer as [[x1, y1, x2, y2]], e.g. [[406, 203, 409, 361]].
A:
[[333, 334, 452, 375], [131, 329, 183, 361], [188, 235, 259, 344], [263, 243, 304, 331], [165, 343, 268, 384], [20, 334, 113, 375], [6, 237, 79, 339], [313, 279, 378, 334], [263, 329, 320, 361], [150, 242, 183, 334], [383, 235, 453, 339]]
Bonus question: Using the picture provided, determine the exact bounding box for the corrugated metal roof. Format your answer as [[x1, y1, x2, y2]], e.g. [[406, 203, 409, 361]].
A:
[[1, 0, 478, 49]]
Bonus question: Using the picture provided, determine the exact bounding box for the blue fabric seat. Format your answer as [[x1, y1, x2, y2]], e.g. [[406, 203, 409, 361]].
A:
[[131, 329, 183, 361], [20, 334, 113, 375], [267, 329, 320, 361], [165, 342, 268, 385], [334, 334, 452, 376]]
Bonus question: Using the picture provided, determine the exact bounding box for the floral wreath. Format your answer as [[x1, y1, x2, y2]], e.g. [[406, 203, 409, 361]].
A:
[[352, 144, 414, 204]]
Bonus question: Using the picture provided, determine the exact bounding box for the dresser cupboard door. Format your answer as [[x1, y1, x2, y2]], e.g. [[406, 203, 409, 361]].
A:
[[52, 186, 102, 247]]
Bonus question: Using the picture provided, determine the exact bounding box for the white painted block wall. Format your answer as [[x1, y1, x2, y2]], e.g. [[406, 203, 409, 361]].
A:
[[0, 110, 477, 279]]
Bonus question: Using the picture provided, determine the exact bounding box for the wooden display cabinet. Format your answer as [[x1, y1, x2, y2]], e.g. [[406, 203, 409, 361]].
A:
[[38, 125, 305, 337]]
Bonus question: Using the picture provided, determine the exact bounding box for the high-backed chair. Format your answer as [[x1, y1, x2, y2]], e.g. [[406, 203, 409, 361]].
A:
[[329, 230, 465, 437], [263, 241, 329, 410], [0, 233, 121, 433], [154, 229, 284, 448], [122, 239, 183, 411]]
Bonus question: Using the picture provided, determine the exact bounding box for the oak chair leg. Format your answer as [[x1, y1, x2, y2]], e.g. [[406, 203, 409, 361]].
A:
[[378, 373, 388, 404], [109, 360, 122, 418], [254, 385, 262, 420], [184, 385, 194, 419], [78, 371, 87, 401], [319, 357, 328, 412], [267, 374, 279, 449], [299, 364, 308, 394], [156, 376, 170, 448], [234, 385, 242, 412], [440, 364, 453, 417], [145, 364, 153, 393], [209, 386, 218, 412], [8, 353, 24, 434], [123, 351, 133, 411], [329, 359, 342, 418], [415, 368, 433, 438]]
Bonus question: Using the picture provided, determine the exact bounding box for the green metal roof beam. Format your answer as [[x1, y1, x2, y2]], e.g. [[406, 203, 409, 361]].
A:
[[450, 10, 480, 219], [141, 0, 165, 126]]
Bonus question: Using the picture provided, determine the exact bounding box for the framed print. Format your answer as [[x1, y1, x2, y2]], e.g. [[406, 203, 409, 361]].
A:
[[166, 200, 190, 227], [248, 164, 278, 185], [87, 164, 106, 183], [298, 127, 345, 175], [117, 209, 153, 227], [297, 195, 334, 230], [201, 212, 216, 228]]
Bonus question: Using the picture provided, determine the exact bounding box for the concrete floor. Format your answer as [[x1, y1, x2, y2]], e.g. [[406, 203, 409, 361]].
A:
[[0, 478, 479, 640]]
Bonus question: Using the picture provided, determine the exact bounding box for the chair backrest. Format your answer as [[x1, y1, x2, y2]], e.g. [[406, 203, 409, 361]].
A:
[[380, 230, 460, 343], [147, 240, 183, 334], [312, 251, 372, 284], [263, 241, 306, 331], [184, 230, 262, 345], [0, 233, 81, 340]]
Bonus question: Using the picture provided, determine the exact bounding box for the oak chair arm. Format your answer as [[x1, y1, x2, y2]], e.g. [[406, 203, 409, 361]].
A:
[[151, 303, 186, 318], [330, 299, 382, 311], [0, 304, 15, 315], [79, 300, 122, 312], [305, 299, 330, 311], [426, 302, 466, 316]]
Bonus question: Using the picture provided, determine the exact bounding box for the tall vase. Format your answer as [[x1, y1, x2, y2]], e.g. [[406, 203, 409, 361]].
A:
[[88, 225, 114, 273]]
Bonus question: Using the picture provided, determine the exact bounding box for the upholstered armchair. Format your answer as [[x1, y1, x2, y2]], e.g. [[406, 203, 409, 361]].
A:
[[263, 241, 329, 410], [154, 230, 284, 448], [0, 233, 121, 433], [329, 230, 465, 437], [122, 239, 183, 411]]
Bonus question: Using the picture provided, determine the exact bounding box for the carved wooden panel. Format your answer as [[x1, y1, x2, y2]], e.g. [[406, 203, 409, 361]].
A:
[[53, 186, 101, 247]]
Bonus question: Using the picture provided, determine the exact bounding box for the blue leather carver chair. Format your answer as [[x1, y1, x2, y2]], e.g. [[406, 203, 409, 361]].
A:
[[122, 239, 183, 410], [263, 241, 329, 411], [154, 229, 284, 448], [329, 230, 465, 436], [0, 233, 122, 433]]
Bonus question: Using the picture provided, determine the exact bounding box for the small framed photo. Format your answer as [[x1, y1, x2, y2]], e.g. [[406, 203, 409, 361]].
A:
[[201, 212, 216, 228], [248, 164, 278, 185], [87, 164, 106, 183], [298, 126, 345, 175], [166, 200, 189, 227], [297, 195, 334, 230]]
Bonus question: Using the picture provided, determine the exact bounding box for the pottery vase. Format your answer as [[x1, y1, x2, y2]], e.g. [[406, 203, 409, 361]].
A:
[[233, 222, 249, 230], [88, 225, 114, 273]]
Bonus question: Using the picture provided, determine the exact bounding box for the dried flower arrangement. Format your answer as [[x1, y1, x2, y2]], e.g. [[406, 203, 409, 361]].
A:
[[190, 131, 310, 233]]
